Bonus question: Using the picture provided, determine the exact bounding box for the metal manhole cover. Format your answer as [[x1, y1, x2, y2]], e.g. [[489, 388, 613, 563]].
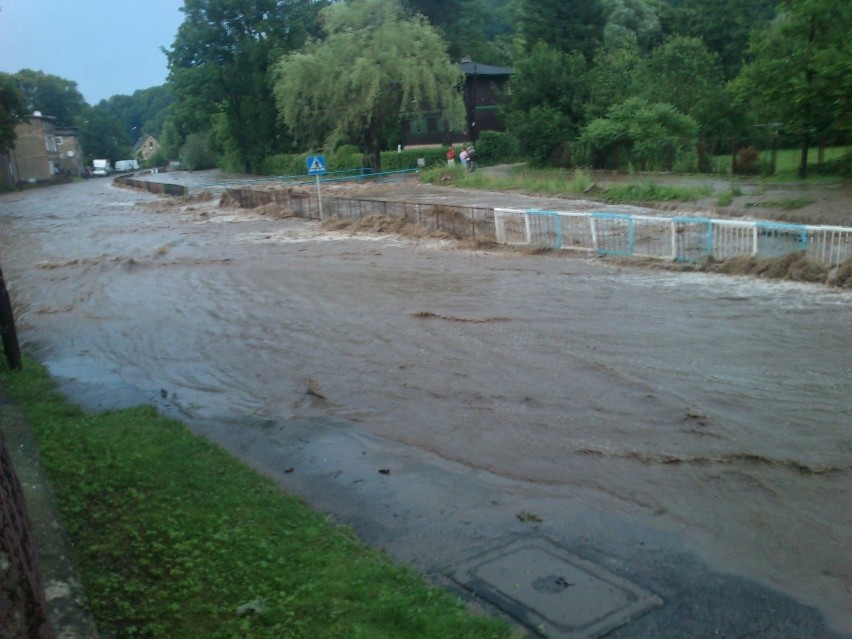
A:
[[449, 538, 663, 638]]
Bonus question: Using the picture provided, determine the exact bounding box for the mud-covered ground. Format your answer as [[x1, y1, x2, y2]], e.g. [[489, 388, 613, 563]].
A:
[[1, 176, 850, 637], [193, 164, 852, 227]]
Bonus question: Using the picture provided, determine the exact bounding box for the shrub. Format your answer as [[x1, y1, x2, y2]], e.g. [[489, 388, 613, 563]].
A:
[[812, 151, 852, 178], [259, 153, 308, 176], [716, 191, 733, 207], [734, 146, 760, 175], [258, 146, 452, 176], [511, 105, 574, 167], [475, 131, 519, 164], [144, 149, 168, 169], [178, 133, 216, 171], [578, 98, 698, 172], [569, 169, 594, 193], [329, 144, 365, 171]]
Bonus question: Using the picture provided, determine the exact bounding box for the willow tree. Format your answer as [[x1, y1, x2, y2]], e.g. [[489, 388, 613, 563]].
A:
[[165, 0, 323, 173], [273, 0, 465, 171]]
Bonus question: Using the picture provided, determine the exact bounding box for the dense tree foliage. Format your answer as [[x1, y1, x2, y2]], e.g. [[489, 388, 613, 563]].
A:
[[98, 86, 174, 143], [517, 0, 606, 60], [733, 0, 851, 177], [502, 43, 588, 164], [641, 36, 730, 135], [165, 0, 325, 172], [13, 69, 86, 127], [8, 0, 845, 177], [601, 0, 662, 52], [403, 0, 490, 60], [667, 0, 779, 79], [274, 0, 464, 171], [78, 105, 133, 163], [0, 72, 28, 154], [585, 33, 644, 120], [579, 97, 698, 170]]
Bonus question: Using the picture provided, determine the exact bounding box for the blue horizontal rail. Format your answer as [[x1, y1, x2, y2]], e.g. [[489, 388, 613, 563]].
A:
[[190, 167, 417, 192]]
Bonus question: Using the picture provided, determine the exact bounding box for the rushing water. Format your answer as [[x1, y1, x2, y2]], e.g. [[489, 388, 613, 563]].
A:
[[2, 178, 851, 634]]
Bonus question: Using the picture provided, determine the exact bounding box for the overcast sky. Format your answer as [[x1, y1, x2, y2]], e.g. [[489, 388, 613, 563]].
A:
[[0, 0, 185, 104]]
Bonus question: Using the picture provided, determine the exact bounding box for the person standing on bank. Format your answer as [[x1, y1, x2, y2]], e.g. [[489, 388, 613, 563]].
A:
[[466, 146, 476, 172], [446, 147, 456, 166], [459, 147, 469, 168]]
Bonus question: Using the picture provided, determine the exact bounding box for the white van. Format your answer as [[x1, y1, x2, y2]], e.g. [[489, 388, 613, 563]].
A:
[[92, 159, 112, 176], [114, 159, 139, 172]]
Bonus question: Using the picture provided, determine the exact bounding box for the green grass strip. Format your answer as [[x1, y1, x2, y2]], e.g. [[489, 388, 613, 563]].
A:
[[1, 358, 511, 639], [420, 166, 711, 204]]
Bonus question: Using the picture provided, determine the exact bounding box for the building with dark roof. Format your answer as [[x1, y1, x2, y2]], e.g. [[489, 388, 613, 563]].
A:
[[402, 58, 512, 147]]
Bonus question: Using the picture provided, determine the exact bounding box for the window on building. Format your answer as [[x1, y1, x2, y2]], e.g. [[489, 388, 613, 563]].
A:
[[55, 136, 64, 146]]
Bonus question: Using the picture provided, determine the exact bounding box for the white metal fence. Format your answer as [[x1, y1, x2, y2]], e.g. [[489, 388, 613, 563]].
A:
[[494, 208, 852, 267]]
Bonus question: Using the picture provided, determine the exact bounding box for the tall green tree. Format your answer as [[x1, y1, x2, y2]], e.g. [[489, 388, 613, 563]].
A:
[[642, 36, 732, 136], [274, 0, 464, 171], [733, 0, 851, 177], [98, 85, 174, 142], [403, 0, 489, 60], [585, 32, 644, 120], [165, 0, 325, 173], [0, 72, 29, 154], [78, 105, 133, 163], [665, 0, 778, 79], [13, 69, 87, 126], [601, 0, 662, 51], [503, 42, 589, 164], [517, 0, 605, 60]]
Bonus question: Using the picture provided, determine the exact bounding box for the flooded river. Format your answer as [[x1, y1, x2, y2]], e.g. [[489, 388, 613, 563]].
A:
[[1, 178, 850, 635]]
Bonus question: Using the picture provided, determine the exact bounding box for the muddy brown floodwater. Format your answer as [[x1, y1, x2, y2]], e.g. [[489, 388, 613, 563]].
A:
[[1, 176, 851, 637]]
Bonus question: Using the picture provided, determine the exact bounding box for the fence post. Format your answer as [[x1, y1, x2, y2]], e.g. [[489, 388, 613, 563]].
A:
[[554, 212, 563, 249], [671, 219, 678, 260]]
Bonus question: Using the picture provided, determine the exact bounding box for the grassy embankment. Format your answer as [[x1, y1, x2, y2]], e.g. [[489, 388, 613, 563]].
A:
[[422, 146, 849, 211], [758, 145, 849, 181], [1, 357, 512, 639], [422, 165, 713, 204]]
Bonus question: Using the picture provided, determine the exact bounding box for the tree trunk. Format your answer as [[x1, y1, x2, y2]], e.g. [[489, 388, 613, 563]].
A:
[[798, 131, 810, 179], [798, 20, 816, 180], [367, 120, 382, 173]]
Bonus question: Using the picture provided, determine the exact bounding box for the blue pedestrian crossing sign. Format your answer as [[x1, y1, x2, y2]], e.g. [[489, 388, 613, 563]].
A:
[[306, 155, 327, 175]]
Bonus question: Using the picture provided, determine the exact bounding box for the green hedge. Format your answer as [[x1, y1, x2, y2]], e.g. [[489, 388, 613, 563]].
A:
[[475, 131, 520, 165], [259, 147, 453, 176]]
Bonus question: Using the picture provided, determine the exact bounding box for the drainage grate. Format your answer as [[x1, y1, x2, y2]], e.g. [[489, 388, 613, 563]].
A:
[[449, 538, 663, 638]]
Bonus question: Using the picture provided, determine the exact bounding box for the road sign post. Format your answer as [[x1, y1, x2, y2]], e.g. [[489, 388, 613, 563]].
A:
[[306, 155, 327, 220]]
